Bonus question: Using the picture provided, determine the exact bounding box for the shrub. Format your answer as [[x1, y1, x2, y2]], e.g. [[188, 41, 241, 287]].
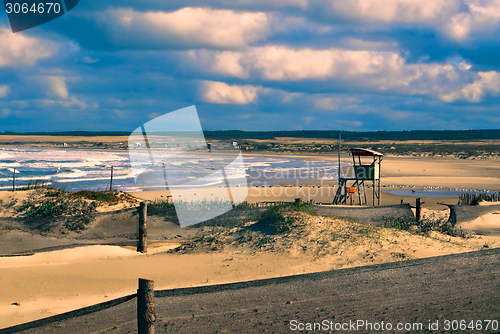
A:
[[25, 201, 69, 218], [385, 215, 468, 238], [386, 216, 414, 231], [259, 206, 293, 234], [71, 190, 120, 205]]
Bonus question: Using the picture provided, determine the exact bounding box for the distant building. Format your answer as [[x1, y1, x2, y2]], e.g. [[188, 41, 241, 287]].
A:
[[63, 143, 68, 147], [240, 145, 250, 150], [232, 141, 238, 148]]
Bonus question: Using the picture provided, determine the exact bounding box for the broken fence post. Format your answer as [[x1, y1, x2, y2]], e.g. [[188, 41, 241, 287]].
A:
[[137, 278, 155, 334], [109, 166, 114, 191], [415, 198, 421, 222], [138, 202, 147, 253]]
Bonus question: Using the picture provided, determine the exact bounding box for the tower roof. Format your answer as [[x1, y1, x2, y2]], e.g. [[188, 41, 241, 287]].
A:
[[351, 148, 383, 157]]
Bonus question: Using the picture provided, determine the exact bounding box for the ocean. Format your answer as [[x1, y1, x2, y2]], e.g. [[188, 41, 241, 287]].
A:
[[0, 147, 343, 192]]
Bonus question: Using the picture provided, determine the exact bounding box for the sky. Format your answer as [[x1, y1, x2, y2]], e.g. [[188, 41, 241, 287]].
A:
[[1, 0, 500, 132]]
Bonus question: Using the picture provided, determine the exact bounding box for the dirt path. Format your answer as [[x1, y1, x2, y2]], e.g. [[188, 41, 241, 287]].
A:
[[8, 247, 500, 334]]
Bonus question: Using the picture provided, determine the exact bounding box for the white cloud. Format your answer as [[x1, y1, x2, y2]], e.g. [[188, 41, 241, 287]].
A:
[[303, 116, 314, 124], [314, 97, 337, 111], [62, 96, 88, 109], [445, 13, 473, 40], [250, 46, 404, 81], [190, 44, 500, 103], [282, 92, 301, 103], [337, 120, 364, 127], [329, 0, 459, 23], [202, 81, 261, 104], [191, 46, 411, 83], [0, 85, 8, 97], [211, 52, 248, 77], [36, 96, 89, 109], [45, 76, 69, 100], [81, 56, 100, 64], [189, 50, 249, 78], [234, 0, 308, 9], [339, 38, 399, 51], [147, 112, 161, 120], [312, 0, 500, 41], [102, 7, 270, 49], [459, 71, 500, 102], [443, 1, 500, 40], [0, 28, 57, 67]]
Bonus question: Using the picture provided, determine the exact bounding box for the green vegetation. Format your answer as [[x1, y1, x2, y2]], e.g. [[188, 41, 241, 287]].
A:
[[14, 188, 134, 233], [192, 228, 223, 247], [385, 216, 468, 238], [64, 218, 89, 232], [172, 198, 233, 210], [24, 201, 69, 218], [258, 202, 314, 234], [45, 189, 67, 197], [259, 206, 293, 234], [71, 190, 121, 205], [178, 202, 316, 251], [149, 198, 175, 209]]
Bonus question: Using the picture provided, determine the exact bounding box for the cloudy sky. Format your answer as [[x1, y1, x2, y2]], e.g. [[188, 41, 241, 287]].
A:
[[1, 0, 500, 132]]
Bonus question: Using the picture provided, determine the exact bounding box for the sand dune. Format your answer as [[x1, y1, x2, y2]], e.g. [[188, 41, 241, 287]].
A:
[[459, 212, 500, 236], [1, 155, 500, 329], [1, 210, 500, 329]]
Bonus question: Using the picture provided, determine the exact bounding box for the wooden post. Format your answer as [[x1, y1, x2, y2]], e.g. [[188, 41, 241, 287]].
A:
[[415, 198, 421, 222], [137, 278, 155, 334], [338, 133, 341, 187], [109, 166, 113, 191], [12, 168, 15, 192], [138, 202, 147, 253]]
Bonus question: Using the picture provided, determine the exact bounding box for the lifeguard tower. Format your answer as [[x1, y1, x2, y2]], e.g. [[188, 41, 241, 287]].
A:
[[333, 148, 383, 206]]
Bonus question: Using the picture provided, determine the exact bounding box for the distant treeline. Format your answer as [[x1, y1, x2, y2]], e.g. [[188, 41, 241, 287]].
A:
[[2, 129, 500, 141], [0, 131, 131, 137], [203, 129, 500, 141]]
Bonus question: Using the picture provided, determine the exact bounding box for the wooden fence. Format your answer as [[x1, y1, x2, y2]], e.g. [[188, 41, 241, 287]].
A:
[[458, 192, 500, 205]]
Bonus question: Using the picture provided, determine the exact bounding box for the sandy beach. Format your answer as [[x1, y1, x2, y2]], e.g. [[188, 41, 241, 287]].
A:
[[132, 154, 500, 209], [0, 155, 499, 329]]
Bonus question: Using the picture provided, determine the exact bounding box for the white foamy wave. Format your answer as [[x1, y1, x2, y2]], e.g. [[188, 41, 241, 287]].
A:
[[56, 174, 133, 183], [0, 162, 22, 168], [55, 169, 88, 179], [0, 147, 341, 191], [0, 175, 51, 182], [245, 162, 272, 168], [85, 154, 128, 162]]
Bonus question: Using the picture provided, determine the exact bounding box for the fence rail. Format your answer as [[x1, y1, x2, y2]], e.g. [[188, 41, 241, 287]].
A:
[[458, 192, 500, 205]]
